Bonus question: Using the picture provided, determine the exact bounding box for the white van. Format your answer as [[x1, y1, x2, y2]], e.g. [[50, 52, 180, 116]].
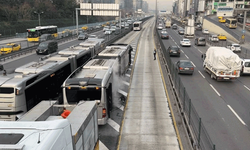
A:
[[241, 59, 250, 75]]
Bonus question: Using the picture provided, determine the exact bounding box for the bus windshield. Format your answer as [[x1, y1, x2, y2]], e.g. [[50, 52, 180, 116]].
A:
[[66, 88, 101, 103], [134, 24, 139, 27], [231, 20, 237, 24], [0, 87, 14, 94], [27, 31, 39, 38]]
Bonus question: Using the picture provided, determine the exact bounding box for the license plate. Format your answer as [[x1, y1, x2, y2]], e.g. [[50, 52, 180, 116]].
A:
[[224, 78, 229, 79], [185, 68, 189, 70], [173, 52, 177, 53]]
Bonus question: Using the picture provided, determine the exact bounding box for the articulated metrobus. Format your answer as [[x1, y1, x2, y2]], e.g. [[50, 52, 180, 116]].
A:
[[62, 59, 115, 125], [27, 26, 58, 42], [133, 21, 143, 31], [0, 45, 98, 121], [225, 18, 237, 29]]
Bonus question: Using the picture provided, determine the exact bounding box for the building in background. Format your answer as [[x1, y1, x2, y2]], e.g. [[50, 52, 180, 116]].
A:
[[77, 0, 115, 3], [142, 1, 148, 13]]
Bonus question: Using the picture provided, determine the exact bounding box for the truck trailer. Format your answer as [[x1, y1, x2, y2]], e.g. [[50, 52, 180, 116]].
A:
[[0, 101, 99, 150], [203, 47, 242, 81]]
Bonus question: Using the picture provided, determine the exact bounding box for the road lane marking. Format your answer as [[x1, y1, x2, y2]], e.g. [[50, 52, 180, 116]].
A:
[[99, 141, 109, 150], [244, 85, 250, 91], [227, 105, 246, 126], [107, 119, 120, 132], [209, 84, 221, 96], [198, 70, 205, 78], [191, 61, 196, 67], [181, 50, 184, 53], [185, 54, 189, 59]]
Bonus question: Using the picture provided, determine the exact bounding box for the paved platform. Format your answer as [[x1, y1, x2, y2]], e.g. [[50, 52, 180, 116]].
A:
[[118, 19, 180, 150]]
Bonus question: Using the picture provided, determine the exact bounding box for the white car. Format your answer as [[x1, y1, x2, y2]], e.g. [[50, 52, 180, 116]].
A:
[[180, 39, 191, 47], [88, 35, 97, 39], [110, 26, 117, 32], [105, 30, 112, 35], [158, 26, 163, 30], [202, 29, 209, 34], [161, 29, 167, 33], [209, 35, 219, 42], [241, 59, 250, 75], [227, 43, 241, 52], [103, 26, 109, 32]]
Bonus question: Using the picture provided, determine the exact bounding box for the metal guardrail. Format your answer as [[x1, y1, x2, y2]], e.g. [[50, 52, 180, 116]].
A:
[[155, 21, 216, 150]]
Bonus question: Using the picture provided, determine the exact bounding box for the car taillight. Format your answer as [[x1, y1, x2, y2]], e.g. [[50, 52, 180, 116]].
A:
[[179, 67, 183, 70], [190, 68, 194, 70], [102, 108, 106, 118]]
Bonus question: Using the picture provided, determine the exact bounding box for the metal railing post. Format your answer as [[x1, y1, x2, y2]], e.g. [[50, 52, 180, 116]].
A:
[[189, 99, 191, 125], [198, 118, 201, 147], [183, 87, 186, 111]]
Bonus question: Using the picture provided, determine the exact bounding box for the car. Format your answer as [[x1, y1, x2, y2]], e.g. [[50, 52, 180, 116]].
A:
[[218, 34, 227, 40], [178, 29, 184, 35], [202, 29, 209, 34], [125, 24, 130, 30], [241, 59, 250, 75], [82, 26, 88, 31], [62, 29, 72, 37], [88, 34, 97, 39], [168, 46, 180, 57], [161, 29, 167, 33], [157, 25, 163, 30], [226, 43, 241, 52], [103, 26, 109, 32], [195, 37, 206, 46], [105, 30, 112, 35], [176, 60, 194, 75], [95, 24, 102, 29], [161, 32, 169, 39], [180, 39, 191, 47], [36, 40, 58, 55], [209, 35, 219, 42], [172, 24, 177, 29], [0, 43, 21, 54], [78, 33, 88, 40], [195, 25, 202, 31], [110, 26, 117, 32]]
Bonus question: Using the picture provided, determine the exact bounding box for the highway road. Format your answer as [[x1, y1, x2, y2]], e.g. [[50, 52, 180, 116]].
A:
[[157, 21, 250, 150]]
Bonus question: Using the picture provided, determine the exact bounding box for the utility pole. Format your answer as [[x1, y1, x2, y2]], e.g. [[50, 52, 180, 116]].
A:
[[155, 0, 157, 22], [34, 11, 44, 26]]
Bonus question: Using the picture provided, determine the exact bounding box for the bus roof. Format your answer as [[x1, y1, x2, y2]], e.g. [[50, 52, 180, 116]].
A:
[[133, 21, 142, 24], [79, 38, 105, 47], [98, 45, 128, 57], [58, 45, 92, 55], [27, 25, 57, 31]]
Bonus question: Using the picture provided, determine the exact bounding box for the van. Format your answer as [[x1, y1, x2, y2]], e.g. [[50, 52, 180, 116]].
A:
[[39, 34, 54, 43], [36, 40, 58, 55], [241, 59, 250, 75], [195, 37, 206, 46]]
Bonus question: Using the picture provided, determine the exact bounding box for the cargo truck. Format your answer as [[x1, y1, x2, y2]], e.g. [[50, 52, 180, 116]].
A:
[[0, 101, 99, 150], [203, 47, 242, 81], [165, 20, 171, 28]]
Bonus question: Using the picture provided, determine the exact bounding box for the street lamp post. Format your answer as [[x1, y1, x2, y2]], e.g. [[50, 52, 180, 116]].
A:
[[34, 11, 44, 26]]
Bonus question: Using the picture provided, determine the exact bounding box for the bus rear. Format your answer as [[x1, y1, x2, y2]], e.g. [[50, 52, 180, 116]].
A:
[[133, 21, 142, 31], [225, 18, 237, 29]]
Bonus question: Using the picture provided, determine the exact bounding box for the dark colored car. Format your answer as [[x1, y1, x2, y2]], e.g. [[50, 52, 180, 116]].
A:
[[172, 24, 178, 30], [39, 34, 54, 43], [178, 29, 184, 35], [36, 40, 58, 55], [161, 32, 169, 39], [168, 46, 180, 57], [176, 60, 194, 75], [195, 25, 202, 31], [195, 37, 206, 46]]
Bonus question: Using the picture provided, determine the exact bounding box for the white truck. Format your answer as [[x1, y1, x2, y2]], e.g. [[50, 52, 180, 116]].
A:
[[165, 20, 171, 28], [0, 101, 99, 150], [203, 47, 242, 81], [184, 26, 195, 38]]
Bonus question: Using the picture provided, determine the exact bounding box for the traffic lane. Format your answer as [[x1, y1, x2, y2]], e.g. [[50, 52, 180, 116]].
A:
[[161, 29, 250, 149], [3, 39, 82, 70], [167, 26, 250, 127]]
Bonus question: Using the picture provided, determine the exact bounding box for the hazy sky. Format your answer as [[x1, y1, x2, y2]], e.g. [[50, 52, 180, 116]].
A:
[[145, 0, 173, 11]]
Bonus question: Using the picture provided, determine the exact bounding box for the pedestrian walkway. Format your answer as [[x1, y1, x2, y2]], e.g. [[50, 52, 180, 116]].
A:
[[118, 20, 180, 150]]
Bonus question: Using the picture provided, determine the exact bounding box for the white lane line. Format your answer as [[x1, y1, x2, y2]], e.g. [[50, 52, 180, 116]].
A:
[[185, 54, 189, 59], [198, 70, 205, 78], [244, 85, 250, 91], [119, 105, 124, 111], [227, 105, 246, 126], [197, 49, 202, 53], [107, 118, 120, 132], [122, 81, 130, 86], [99, 141, 109, 150], [210, 84, 221, 96], [191, 61, 196, 67], [181, 50, 184, 53]]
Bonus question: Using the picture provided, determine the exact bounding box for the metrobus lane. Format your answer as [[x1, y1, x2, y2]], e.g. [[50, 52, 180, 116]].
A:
[[160, 28, 250, 150]]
